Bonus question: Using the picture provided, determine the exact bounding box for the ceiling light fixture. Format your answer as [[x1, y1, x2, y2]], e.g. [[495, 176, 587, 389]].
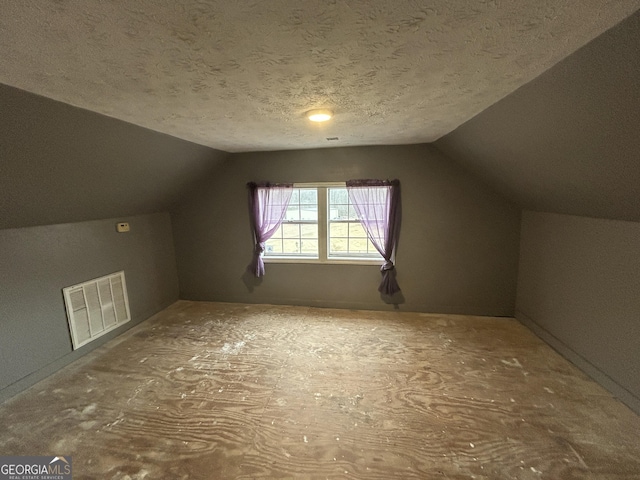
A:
[[306, 109, 333, 122]]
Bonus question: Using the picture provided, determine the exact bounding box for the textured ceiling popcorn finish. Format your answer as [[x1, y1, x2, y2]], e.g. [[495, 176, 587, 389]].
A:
[[1, 1, 639, 152]]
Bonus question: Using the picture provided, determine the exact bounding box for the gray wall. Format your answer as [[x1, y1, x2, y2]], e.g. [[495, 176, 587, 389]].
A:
[[0, 84, 225, 402], [435, 10, 640, 222], [433, 10, 640, 413], [172, 144, 521, 315], [0, 83, 229, 230], [0, 213, 179, 401], [516, 211, 640, 413]]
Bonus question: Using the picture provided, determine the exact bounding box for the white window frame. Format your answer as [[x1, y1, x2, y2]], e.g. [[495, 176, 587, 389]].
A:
[[264, 182, 383, 265]]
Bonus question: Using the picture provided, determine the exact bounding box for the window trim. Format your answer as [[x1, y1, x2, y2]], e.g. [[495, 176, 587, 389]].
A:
[[264, 182, 383, 266]]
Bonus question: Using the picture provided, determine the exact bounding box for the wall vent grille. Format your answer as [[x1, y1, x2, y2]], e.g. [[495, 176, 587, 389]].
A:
[[63, 271, 131, 349]]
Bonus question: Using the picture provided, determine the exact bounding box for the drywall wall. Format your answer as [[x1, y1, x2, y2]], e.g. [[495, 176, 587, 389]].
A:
[[435, 10, 640, 222], [0, 83, 229, 230], [0, 213, 179, 401], [0, 82, 225, 401], [516, 211, 640, 413], [172, 144, 521, 315]]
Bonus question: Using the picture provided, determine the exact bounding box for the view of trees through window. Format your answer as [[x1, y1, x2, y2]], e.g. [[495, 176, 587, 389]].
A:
[[264, 185, 381, 261]]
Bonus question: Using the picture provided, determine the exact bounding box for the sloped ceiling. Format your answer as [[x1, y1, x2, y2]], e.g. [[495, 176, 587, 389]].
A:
[[435, 9, 640, 222], [1, 0, 639, 152], [0, 84, 229, 230]]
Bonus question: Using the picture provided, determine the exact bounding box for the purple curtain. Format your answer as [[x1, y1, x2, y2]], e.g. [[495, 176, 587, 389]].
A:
[[346, 179, 401, 295], [247, 182, 294, 277]]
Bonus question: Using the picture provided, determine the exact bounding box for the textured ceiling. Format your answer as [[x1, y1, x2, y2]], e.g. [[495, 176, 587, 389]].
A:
[[1, 1, 639, 152]]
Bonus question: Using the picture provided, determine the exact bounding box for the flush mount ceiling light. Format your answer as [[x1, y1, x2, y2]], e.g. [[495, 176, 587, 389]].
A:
[[306, 109, 333, 122]]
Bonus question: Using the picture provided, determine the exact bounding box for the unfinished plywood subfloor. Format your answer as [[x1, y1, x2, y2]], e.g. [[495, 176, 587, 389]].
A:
[[1, 301, 639, 479]]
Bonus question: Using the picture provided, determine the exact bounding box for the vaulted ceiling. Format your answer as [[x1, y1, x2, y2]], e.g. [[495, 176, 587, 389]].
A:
[[436, 10, 640, 222], [1, 0, 638, 152]]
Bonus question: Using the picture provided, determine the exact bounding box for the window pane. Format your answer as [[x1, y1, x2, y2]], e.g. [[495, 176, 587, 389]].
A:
[[328, 215, 382, 259], [265, 238, 282, 254], [348, 205, 359, 220], [282, 223, 300, 238], [300, 205, 317, 221], [283, 239, 301, 254], [300, 189, 317, 204], [330, 237, 348, 253], [348, 222, 366, 237], [301, 224, 317, 238], [348, 238, 369, 253], [329, 222, 348, 238], [263, 186, 320, 258], [264, 225, 281, 257], [285, 205, 300, 221], [300, 239, 318, 254], [329, 188, 348, 204], [271, 225, 283, 238], [336, 204, 349, 219]]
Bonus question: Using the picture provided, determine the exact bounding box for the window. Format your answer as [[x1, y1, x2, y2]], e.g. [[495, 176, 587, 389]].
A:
[[264, 183, 382, 263], [328, 187, 381, 258], [264, 188, 318, 257]]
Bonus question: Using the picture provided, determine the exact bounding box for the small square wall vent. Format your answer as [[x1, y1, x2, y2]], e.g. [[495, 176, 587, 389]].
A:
[[63, 271, 131, 349]]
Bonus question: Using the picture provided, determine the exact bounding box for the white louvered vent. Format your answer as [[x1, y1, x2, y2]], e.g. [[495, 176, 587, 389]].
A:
[[63, 271, 131, 349]]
